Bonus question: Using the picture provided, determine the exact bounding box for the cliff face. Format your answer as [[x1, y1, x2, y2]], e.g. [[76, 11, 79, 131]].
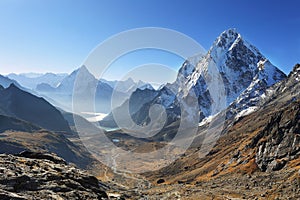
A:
[[247, 101, 300, 172]]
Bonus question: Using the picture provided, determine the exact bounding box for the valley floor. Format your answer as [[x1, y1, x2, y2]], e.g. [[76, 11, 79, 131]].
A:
[[102, 168, 300, 199], [134, 169, 300, 200]]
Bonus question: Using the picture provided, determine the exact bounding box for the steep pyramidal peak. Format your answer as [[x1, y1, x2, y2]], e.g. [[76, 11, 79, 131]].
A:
[[56, 65, 97, 94], [50, 65, 154, 96], [36, 65, 96, 95], [36, 65, 103, 112], [0, 84, 71, 132]]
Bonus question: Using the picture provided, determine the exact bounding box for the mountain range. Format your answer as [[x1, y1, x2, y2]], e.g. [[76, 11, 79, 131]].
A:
[[7, 72, 68, 90], [10, 66, 155, 114], [0, 29, 299, 199]]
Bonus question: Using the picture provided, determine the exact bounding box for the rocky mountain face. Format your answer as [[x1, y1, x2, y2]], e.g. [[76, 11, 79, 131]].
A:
[[0, 84, 71, 132], [226, 60, 287, 120], [249, 64, 300, 172], [0, 152, 110, 200], [263, 63, 300, 105], [141, 64, 300, 199], [94, 29, 298, 198], [250, 100, 300, 172]]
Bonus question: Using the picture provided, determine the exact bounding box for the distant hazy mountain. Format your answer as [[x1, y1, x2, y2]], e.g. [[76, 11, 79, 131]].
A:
[[36, 66, 155, 114], [36, 66, 116, 113], [100, 78, 154, 93], [0, 83, 71, 132], [7, 72, 67, 90]]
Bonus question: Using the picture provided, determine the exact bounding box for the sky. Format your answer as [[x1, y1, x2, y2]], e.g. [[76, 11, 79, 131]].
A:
[[0, 0, 299, 81]]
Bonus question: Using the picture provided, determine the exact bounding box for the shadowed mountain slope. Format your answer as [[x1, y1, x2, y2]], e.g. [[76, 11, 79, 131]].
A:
[[0, 84, 71, 132]]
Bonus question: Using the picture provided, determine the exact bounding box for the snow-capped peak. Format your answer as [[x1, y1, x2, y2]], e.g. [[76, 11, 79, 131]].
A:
[[174, 29, 286, 121], [56, 65, 97, 93]]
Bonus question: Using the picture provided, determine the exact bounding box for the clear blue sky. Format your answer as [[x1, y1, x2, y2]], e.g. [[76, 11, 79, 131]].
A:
[[0, 0, 299, 79]]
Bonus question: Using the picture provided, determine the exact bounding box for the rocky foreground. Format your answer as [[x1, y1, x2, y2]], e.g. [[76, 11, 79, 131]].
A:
[[0, 151, 113, 200]]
